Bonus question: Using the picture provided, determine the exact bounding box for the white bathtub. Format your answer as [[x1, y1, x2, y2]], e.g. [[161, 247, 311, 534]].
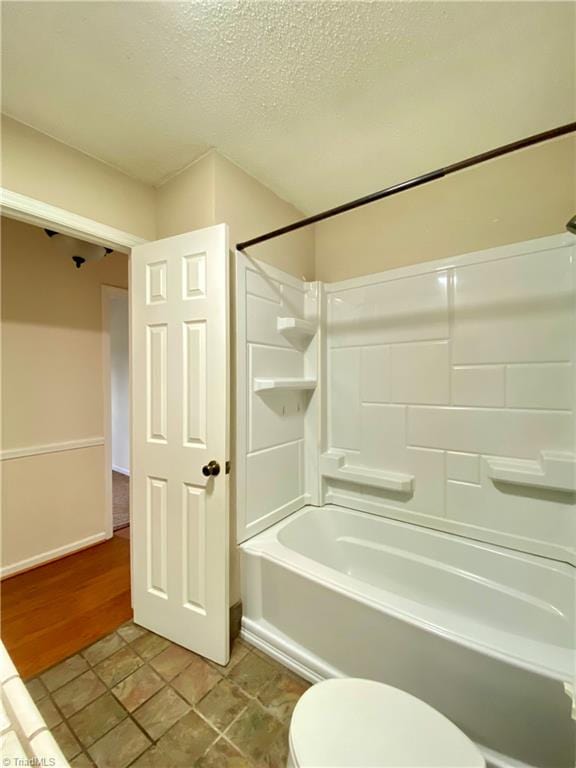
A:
[[241, 505, 575, 768]]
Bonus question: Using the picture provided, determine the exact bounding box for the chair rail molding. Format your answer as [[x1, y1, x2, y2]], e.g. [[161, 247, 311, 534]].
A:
[[1, 437, 105, 462], [0, 188, 147, 253]]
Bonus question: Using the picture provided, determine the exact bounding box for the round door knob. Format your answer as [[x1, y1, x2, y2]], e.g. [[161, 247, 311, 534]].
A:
[[202, 460, 221, 477]]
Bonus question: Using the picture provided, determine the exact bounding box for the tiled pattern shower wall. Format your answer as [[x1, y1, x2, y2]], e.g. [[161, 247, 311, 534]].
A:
[[324, 235, 575, 562]]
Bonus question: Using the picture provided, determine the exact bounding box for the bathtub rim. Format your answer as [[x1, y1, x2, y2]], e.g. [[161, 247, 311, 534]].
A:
[[241, 504, 574, 684]]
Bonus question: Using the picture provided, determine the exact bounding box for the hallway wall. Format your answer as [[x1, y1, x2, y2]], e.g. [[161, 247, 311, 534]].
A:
[[1, 217, 129, 576], [110, 292, 130, 475]]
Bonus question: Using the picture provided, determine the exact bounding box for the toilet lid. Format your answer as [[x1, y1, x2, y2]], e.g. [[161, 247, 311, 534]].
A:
[[289, 679, 485, 768]]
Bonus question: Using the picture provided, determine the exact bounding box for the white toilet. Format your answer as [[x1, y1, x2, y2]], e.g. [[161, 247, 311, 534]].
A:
[[288, 678, 486, 768]]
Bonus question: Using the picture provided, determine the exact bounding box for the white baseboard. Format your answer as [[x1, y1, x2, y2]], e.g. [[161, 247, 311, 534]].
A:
[[0, 532, 108, 578], [112, 465, 130, 477]]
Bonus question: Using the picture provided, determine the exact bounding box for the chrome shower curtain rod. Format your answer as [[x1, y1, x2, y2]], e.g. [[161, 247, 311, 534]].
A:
[[236, 122, 576, 252]]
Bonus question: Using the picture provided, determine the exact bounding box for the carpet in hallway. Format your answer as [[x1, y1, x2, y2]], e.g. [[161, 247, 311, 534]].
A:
[[113, 471, 130, 530]]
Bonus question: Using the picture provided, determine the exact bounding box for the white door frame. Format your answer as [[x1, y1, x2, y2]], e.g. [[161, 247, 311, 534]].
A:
[[102, 285, 130, 538], [0, 189, 146, 252], [1, 187, 148, 548]]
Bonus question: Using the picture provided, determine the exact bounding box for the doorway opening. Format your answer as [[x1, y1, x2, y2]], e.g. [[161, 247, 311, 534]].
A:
[[103, 286, 130, 539], [1, 215, 133, 675]]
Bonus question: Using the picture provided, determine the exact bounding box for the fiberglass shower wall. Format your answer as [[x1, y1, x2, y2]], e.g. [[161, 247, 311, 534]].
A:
[[235, 233, 576, 563], [235, 254, 321, 542]]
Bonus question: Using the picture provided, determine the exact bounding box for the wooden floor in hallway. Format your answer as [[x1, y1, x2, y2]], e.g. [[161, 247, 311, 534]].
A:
[[1, 531, 132, 679]]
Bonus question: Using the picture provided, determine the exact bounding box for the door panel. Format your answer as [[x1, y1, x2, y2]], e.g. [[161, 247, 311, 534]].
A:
[[131, 225, 229, 664]]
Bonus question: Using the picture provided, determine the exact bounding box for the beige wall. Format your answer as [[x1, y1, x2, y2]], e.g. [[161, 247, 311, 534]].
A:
[[315, 136, 576, 282], [213, 153, 314, 280], [155, 149, 315, 280], [155, 152, 216, 239], [1, 116, 156, 239], [1, 217, 128, 574], [2, 448, 108, 573]]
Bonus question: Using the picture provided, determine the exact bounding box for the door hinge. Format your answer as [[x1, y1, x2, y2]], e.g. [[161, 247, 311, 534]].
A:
[[225, 460, 231, 475]]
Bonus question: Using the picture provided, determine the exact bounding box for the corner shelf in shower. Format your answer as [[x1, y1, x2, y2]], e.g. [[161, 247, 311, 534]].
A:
[[276, 317, 316, 339], [253, 377, 317, 393], [320, 451, 414, 493]]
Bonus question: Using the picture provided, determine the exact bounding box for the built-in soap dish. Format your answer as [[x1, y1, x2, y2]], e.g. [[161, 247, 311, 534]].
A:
[[484, 451, 576, 492], [320, 451, 414, 493]]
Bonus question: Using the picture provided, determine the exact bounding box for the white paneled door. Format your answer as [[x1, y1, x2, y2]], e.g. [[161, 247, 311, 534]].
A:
[[131, 225, 230, 665]]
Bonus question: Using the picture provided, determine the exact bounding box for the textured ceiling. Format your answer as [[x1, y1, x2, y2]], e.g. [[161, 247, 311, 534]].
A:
[[2, 2, 574, 213]]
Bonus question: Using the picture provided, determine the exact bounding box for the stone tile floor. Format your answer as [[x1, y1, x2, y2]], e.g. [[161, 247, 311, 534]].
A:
[[25, 622, 310, 768]]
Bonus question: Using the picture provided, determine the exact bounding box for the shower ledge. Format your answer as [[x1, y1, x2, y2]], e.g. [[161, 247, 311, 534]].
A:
[[254, 377, 317, 392], [484, 451, 576, 492], [320, 451, 414, 493]]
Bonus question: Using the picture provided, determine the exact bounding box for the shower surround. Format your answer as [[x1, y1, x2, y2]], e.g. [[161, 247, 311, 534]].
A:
[[236, 232, 575, 561]]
